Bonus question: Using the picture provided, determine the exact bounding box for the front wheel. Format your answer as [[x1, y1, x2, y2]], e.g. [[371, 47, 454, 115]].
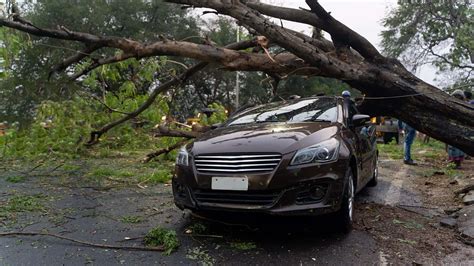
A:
[[335, 172, 354, 233]]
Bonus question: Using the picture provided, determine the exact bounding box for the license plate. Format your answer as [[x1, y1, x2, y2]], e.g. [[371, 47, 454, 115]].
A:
[[211, 177, 248, 191]]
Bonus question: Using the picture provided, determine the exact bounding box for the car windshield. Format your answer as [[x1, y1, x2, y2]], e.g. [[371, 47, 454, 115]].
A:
[[226, 97, 338, 126]]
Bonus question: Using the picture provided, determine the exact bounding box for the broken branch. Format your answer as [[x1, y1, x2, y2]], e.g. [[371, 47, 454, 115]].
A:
[[0, 231, 165, 252], [152, 125, 201, 139], [143, 139, 189, 163]]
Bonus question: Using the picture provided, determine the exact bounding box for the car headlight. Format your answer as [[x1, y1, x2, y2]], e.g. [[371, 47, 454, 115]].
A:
[[290, 138, 340, 165], [176, 147, 189, 166]]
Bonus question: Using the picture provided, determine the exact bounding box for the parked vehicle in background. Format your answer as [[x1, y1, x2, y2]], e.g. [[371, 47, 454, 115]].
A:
[[371, 117, 400, 144], [172, 96, 378, 232]]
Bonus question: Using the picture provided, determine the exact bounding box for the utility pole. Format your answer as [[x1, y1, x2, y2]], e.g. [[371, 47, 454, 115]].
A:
[[235, 25, 240, 108]]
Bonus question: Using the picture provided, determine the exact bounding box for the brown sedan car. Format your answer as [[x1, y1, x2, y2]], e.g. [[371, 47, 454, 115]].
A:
[[172, 96, 378, 231]]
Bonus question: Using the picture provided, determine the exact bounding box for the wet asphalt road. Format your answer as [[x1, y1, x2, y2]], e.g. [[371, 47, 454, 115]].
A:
[[0, 160, 423, 265]]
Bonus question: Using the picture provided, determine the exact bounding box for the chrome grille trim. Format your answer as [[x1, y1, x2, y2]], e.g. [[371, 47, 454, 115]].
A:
[[197, 155, 280, 159], [195, 159, 280, 163], [193, 190, 280, 205], [196, 168, 276, 172], [194, 153, 282, 174], [195, 163, 278, 168]]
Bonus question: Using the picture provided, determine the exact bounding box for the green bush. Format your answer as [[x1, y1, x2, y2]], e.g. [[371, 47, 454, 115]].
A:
[[0, 92, 175, 159], [144, 227, 179, 255]]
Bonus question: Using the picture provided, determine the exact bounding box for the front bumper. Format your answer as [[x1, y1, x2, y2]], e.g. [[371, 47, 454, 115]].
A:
[[172, 158, 349, 216]]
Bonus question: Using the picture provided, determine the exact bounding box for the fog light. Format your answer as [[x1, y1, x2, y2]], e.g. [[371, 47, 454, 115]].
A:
[[175, 182, 187, 198], [310, 186, 326, 200]]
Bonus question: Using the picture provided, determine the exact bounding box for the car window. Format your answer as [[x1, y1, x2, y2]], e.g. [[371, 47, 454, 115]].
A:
[[226, 98, 337, 126]]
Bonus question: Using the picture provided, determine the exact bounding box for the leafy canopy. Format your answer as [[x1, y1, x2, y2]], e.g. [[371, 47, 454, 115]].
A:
[[381, 0, 473, 86]]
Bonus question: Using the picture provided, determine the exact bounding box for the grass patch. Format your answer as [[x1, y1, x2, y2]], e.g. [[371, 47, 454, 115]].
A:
[[88, 167, 135, 179], [1, 194, 46, 212], [62, 164, 81, 171], [5, 175, 26, 183], [144, 227, 179, 255], [140, 169, 172, 184], [379, 139, 447, 161], [121, 215, 143, 224], [89, 167, 117, 178], [444, 165, 460, 178], [229, 241, 257, 251], [378, 142, 403, 160], [392, 219, 424, 229]]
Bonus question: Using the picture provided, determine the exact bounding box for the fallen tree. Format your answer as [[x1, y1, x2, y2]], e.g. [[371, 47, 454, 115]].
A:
[[1, 0, 472, 154]]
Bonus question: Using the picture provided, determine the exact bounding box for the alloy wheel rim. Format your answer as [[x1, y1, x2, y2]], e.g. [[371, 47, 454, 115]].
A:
[[348, 177, 354, 221], [374, 157, 378, 178]]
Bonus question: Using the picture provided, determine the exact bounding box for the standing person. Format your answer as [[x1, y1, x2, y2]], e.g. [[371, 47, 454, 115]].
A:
[[448, 90, 466, 168], [402, 123, 417, 165]]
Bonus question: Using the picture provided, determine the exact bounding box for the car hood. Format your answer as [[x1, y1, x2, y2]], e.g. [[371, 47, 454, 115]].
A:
[[189, 122, 339, 155]]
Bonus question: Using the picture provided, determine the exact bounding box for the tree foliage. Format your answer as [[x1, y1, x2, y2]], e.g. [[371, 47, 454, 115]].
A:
[[381, 0, 473, 85], [0, 0, 199, 124]]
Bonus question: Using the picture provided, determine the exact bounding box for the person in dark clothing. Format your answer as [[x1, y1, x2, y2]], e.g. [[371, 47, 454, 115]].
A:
[[402, 123, 417, 165], [448, 90, 466, 168], [464, 90, 473, 105]]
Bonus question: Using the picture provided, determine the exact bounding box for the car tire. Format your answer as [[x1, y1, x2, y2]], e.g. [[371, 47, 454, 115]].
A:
[[367, 155, 378, 187], [335, 171, 354, 233]]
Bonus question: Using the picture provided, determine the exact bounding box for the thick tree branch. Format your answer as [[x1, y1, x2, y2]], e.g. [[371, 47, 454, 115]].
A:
[[70, 53, 135, 80], [168, 0, 359, 80], [0, 17, 315, 77], [0, 232, 165, 252], [244, 0, 382, 61], [305, 0, 383, 61], [49, 44, 102, 79], [243, 2, 332, 49], [143, 139, 190, 163], [152, 125, 201, 139], [85, 38, 262, 146]]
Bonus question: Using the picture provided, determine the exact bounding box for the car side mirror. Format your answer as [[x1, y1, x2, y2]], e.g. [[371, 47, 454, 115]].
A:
[[352, 114, 371, 127]]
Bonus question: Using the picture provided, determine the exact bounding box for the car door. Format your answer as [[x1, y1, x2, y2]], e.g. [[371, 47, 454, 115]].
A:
[[348, 103, 376, 183]]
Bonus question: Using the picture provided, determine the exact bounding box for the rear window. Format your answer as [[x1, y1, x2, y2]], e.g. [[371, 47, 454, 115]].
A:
[[226, 98, 337, 126]]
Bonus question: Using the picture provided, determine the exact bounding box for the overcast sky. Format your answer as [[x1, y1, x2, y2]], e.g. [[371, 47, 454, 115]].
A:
[[260, 0, 436, 84]]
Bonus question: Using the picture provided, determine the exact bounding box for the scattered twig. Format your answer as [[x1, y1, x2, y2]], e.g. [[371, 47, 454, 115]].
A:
[[117, 236, 144, 242], [395, 205, 438, 218], [0, 231, 165, 252], [137, 182, 148, 189], [143, 139, 189, 163], [49, 163, 65, 173], [187, 234, 223, 239], [397, 204, 439, 210], [21, 162, 44, 175]]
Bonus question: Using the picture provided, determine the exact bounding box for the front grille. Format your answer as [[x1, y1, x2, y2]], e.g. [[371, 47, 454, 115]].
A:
[[193, 190, 279, 205], [194, 154, 282, 174]]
